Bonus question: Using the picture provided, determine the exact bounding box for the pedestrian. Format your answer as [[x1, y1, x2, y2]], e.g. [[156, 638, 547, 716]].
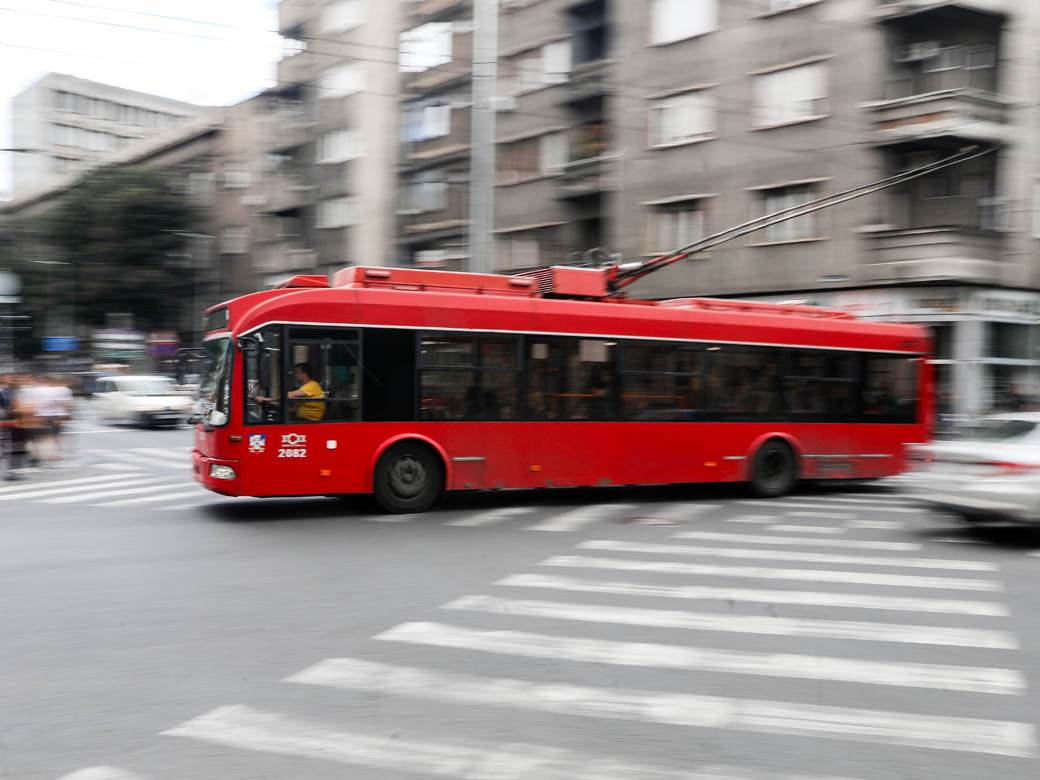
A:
[[5, 375, 33, 479], [0, 374, 13, 477]]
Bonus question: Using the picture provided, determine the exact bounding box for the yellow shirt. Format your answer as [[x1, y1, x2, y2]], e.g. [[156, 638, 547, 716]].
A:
[[295, 380, 326, 421]]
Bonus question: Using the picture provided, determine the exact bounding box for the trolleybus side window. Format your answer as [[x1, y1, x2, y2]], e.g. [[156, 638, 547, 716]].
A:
[[785, 350, 858, 420], [285, 328, 361, 423], [419, 333, 519, 420], [526, 337, 617, 421], [714, 346, 783, 419], [621, 341, 708, 421], [863, 355, 918, 423]]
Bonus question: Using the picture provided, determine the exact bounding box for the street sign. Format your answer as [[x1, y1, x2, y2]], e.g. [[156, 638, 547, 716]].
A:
[[43, 336, 79, 352]]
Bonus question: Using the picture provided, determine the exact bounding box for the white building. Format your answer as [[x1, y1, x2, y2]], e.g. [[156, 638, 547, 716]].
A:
[[10, 73, 204, 198]]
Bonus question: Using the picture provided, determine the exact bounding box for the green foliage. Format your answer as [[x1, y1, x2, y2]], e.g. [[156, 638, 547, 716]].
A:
[[43, 164, 197, 330]]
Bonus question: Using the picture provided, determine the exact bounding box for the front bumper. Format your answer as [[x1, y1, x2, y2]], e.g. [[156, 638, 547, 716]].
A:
[[140, 409, 188, 425], [192, 449, 242, 496]]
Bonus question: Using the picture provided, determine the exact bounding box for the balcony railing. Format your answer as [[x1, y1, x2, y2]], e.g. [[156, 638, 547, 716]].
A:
[[862, 226, 1003, 284], [257, 173, 316, 214], [405, 31, 473, 93], [555, 154, 617, 200], [863, 88, 1012, 145], [563, 59, 614, 104]]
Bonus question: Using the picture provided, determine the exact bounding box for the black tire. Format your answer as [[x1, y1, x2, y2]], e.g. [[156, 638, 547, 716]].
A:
[[373, 442, 444, 513], [749, 439, 798, 497]]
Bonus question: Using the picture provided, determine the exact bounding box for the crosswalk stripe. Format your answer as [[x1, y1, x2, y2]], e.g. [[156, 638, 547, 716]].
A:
[[812, 496, 915, 506], [163, 704, 852, 780], [0, 475, 150, 502], [443, 595, 1016, 650], [57, 768, 144, 780], [739, 500, 918, 514], [524, 503, 639, 532], [848, 520, 905, 530], [97, 450, 184, 470], [784, 512, 855, 520], [130, 447, 190, 464], [832, 493, 908, 501], [767, 525, 844, 534], [0, 473, 143, 497], [95, 488, 212, 508], [673, 531, 920, 551], [382, 620, 1021, 693], [725, 515, 775, 524], [497, 573, 1010, 616], [42, 479, 181, 505], [578, 540, 998, 572], [93, 462, 148, 472], [542, 556, 1003, 591], [446, 506, 538, 527], [634, 503, 722, 523], [288, 657, 1036, 757]]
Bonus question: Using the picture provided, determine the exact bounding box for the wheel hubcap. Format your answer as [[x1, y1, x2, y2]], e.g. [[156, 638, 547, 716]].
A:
[[389, 456, 426, 498]]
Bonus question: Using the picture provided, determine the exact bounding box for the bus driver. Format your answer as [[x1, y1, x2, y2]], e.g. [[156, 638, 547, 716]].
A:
[[257, 362, 326, 421]]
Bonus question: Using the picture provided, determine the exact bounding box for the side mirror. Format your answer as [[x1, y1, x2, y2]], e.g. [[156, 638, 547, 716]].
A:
[[206, 410, 228, 428]]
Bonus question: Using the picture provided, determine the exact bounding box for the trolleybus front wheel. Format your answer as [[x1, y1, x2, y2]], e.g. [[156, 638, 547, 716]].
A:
[[373, 442, 444, 513], [749, 439, 798, 498]]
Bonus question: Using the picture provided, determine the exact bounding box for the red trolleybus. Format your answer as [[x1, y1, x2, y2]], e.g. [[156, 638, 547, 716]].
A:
[[192, 266, 930, 513]]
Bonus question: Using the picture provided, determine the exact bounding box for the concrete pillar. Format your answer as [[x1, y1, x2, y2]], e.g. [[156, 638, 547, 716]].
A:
[[953, 319, 986, 418]]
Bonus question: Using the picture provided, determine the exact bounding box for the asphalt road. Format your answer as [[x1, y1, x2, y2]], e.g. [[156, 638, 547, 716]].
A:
[[2, 406, 1040, 780]]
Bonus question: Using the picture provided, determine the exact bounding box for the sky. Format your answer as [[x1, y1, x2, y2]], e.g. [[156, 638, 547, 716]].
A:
[[0, 0, 284, 198]]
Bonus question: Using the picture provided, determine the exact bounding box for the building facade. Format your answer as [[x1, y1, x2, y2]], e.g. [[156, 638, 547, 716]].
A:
[[10, 73, 203, 198], [486, 0, 1040, 417], [264, 0, 401, 279]]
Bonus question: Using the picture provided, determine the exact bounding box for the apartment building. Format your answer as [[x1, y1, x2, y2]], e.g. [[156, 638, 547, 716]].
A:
[[488, 0, 1040, 416], [396, 0, 474, 269], [10, 73, 203, 197], [266, 0, 401, 276]]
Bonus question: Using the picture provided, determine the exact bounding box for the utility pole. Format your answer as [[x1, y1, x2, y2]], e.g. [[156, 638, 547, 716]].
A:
[[467, 0, 500, 273]]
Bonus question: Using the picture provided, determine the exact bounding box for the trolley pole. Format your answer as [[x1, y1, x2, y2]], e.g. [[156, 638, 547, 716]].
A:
[[467, 0, 500, 274]]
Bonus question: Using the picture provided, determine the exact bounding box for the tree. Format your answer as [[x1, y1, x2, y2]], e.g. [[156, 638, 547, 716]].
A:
[[43, 164, 197, 333]]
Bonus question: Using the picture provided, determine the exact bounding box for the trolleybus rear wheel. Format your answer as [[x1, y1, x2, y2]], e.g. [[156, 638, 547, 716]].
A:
[[373, 442, 444, 513], [750, 439, 797, 497]]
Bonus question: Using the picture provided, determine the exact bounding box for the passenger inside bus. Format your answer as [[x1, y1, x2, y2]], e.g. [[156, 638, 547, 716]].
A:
[[287, 362, 326, 421]]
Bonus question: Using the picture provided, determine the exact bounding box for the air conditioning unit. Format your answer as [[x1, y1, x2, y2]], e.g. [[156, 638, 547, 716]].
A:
[[894, 41, 940, 63]]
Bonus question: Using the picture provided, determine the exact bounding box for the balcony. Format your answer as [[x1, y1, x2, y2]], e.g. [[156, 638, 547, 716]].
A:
[[863, 88, 1012, 145], [862, 227, 1003, 283], [404, 108, 471, 165], [263, 108, 317, 152], [405, 31, 473, 93], [555, 154, 617, 200], [875, 0, 1008, 19], [563, 59, 615, 105], [277, 51, 316, 89], [278, 0, 312, 37], [254, 244, 318, 274], [407, 0, 469, 22], [257, 174, 316, 215], [399, 189, 468, 242]]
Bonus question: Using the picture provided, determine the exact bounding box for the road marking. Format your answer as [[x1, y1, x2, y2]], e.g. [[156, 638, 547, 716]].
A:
[[93, 462, 149, 472], [97, 488, 212, 508], [0, 475, 151, 502], [673, 531, 919, 551], [1028, 551, 1040, 558], [288, 657, 1036, 757], [58, 769, 144, 780], [445, 595, 1016, 650], [767, 524, 844, 534], [363, 514, 421, 523], [847, 519, 905, 530], [131, 447, 190, 464], [833, 493, 908, 501], [578, 540, 997, 572], [930, 537, 977, 545], [784, 511, 856, 520], [0, 473, 143, 497], [163, 704, 853, 780], [525, 503, 639, 532], [498, 573, 1010, 616], [541, 556, 1003, 591], [382, 620, 1022, 693], [725, 515, 775, 524], [42, 479, 182, 505], [812, 496, 915, 506], [635, 503, 722, 523], [96, 449, 185, 470], [446, 506, 538, 527], [739, 500, 918, 514]]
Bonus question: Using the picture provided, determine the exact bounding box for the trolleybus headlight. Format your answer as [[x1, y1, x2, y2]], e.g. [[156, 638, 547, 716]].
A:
[[209, 464, 237, 481]]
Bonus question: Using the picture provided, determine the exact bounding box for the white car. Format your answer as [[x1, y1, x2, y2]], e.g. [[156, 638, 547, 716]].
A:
[[93, 375, 194, 428], [900, 413, 1040, 524]]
